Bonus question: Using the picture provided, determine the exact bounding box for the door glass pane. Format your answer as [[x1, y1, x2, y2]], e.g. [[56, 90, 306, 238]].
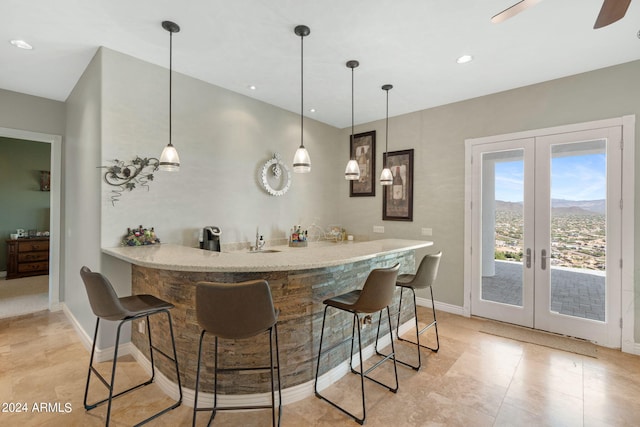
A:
[[481, 149, 524, 306], [549, 140, 606, 322]]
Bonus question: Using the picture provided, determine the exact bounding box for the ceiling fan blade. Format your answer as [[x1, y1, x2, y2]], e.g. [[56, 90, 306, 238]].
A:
[[491, 0, 543, 24], [594, 0, 631, 28]]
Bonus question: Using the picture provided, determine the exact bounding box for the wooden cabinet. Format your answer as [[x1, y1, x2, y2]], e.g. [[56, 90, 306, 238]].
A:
[[6, 238, 50, 280]]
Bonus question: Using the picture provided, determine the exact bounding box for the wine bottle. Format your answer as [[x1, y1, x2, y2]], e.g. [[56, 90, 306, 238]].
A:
[[392, 166, 403, 201], [357, 147, 367, 179]]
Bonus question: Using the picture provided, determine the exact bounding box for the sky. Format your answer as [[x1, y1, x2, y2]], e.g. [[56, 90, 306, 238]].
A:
[[494, 153, 606, 202]]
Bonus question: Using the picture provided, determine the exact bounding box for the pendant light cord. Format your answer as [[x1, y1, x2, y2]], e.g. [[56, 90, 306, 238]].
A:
[[384, 88, 389, 166], [300, 33, 304, 148], [351, 65, 355, 154], [169, 30, 173, 147]]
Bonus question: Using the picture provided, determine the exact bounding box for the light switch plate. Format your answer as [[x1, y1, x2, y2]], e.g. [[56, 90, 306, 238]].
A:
[[373, 226, 385, 233], [421, 228, 433, 236]]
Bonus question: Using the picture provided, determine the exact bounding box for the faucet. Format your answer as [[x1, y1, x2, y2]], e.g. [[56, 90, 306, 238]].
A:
[[255, 227, 265, 251]]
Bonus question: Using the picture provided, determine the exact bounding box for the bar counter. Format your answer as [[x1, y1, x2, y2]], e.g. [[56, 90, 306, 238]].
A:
[[102, 239, 433, 405]]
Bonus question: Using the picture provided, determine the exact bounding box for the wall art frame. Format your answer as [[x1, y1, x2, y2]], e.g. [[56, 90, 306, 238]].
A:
[[383, 149, 414, 221], [40, 170, 51, 191], [349, 130, 376, 197]]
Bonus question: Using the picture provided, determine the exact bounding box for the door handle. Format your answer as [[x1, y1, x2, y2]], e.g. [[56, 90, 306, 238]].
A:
[[526, 248, 532, 268], [541, 249, 548, 270]]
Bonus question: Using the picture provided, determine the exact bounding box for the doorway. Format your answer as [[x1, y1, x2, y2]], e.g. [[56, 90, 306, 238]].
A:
[[0, 127, 62, 313], [464, 118, 634, 348]]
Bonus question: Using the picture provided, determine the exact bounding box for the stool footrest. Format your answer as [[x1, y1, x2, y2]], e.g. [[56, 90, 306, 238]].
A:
[[416, 320, 437, 336], [359, 351, 396, 377], [85, 378, 153, 410], [397, 335, 439, 352], [315, 392, 365, 425], [351, 360, 398, 393], [195, 404, 276, 412], [150, 344, 178, 362]]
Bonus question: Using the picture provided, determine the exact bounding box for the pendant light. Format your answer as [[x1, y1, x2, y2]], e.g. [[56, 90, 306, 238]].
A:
[[344, 60, 361, 180], [159, 20, 181, 172], [379, 84, 394, 185], [292, 25, 311, 173]]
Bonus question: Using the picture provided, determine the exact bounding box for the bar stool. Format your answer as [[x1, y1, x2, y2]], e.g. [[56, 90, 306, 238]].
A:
[[390, 251, 442, 370], [314, 263, 400, 425], [193, 280, 281, 427], [79, 266, 182, 427]]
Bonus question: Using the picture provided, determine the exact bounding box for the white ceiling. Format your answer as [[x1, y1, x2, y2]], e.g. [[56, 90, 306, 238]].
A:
[[3, 0, 639, 128]]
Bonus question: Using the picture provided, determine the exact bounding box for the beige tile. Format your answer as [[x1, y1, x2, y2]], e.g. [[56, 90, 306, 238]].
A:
[[3, 306, 640, 427]]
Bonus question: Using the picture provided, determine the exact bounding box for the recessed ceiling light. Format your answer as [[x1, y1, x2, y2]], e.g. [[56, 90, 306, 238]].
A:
[[309, 108, 316, 113], [456, 54, 473, 64], [10, 39, 33, 50], [248, 85, 257, 90]]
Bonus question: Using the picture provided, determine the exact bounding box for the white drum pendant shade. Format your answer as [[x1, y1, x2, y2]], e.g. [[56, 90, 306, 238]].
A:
[[293, 146, 311, 173], [159, 144, 180, 172], [380, 167, 393, 186], [345, 159, 360, 180]]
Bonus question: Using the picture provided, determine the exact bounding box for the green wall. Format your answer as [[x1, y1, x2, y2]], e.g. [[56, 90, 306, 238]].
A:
[[0, 137, 51, 271]]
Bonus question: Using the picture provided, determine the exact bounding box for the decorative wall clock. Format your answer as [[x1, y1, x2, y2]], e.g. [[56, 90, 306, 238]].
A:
[[261, 153, 291, 196]]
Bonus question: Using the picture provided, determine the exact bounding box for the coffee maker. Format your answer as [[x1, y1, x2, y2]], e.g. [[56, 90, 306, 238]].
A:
[[200, 226, 221, 251]]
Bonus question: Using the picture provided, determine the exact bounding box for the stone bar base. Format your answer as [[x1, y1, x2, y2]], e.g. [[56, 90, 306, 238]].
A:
[[131, 250, 415, 394]]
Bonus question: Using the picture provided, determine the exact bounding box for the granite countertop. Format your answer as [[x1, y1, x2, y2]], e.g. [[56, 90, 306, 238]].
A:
[[102, 239, 433, 272]]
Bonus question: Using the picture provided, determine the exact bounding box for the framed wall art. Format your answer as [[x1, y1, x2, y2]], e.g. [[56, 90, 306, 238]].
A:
[[383, 149, 413, 221], [40, 170, 51, 191], [349, 130, 376, 197]]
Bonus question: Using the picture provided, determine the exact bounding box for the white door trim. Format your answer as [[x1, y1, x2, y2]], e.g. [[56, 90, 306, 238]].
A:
[[464, 116, 635, 351], [620, 115, 635, 354], [0, 126, 62, 311]]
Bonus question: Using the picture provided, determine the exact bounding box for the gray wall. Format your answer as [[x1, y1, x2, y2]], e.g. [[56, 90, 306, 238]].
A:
[[1, 49, 639, 346], [0, 138, 51, 270], [0, 89, 66, 136], [64, 49, 104, 343], [338, 60, 640, 341], [63, 47, 343, 346], [99, 47, 342, 249]]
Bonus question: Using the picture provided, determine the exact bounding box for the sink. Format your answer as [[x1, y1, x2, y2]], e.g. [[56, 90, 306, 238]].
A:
[[247, 249, 281, 254]]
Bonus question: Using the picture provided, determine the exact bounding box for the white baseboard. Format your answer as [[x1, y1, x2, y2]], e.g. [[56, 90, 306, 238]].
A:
[[415, 297, 467, 317], [49, 302, 63, 312], [62, 303, 92, 352], [630, 342, 640, 356], [128, 320, 414, 408], [61, 303, 134, 363]]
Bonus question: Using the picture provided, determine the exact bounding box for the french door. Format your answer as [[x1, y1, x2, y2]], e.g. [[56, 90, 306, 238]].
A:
[[469, 126, 622, 346]]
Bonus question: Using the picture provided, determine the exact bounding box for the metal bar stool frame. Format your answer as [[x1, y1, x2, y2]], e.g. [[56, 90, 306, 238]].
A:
[[192, 280, 282, 427], [377, 252, 441, 371], [80, 266, 182, 427], [314, 264, 400, 425]]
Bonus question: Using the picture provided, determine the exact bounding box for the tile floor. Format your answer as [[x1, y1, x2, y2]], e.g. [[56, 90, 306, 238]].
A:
[[1, 308, 640, 426], [482, 261, 605, 321], [482, 261, 606, 321]]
